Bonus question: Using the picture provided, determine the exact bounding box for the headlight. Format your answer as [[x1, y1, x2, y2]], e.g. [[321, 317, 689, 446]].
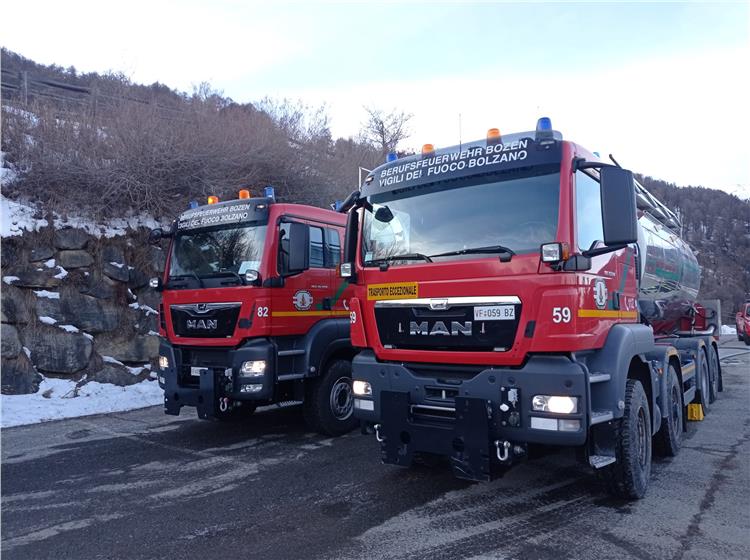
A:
[[532, 395, 578, 414], [158, 355, 169, 370], [352, 380, 372, 396], [241, 360, 266, 376]]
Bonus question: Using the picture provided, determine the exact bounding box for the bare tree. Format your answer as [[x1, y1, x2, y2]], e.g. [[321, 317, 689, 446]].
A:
[[361, 106, 413, 160]]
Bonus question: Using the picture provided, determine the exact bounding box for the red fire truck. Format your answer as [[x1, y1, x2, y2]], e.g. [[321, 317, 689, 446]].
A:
[[340, 120, 722, 498], [150, 188, 357, 436]]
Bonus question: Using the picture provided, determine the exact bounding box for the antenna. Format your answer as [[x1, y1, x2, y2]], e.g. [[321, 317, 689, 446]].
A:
[[458, 113, 462, 150]]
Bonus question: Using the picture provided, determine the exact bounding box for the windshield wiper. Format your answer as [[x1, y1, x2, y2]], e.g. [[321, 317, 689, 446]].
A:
[[430, 245, 516, 261], [202, 270, 245, 286], [366, 252, 433, 270], [168, 273, 204, 288]]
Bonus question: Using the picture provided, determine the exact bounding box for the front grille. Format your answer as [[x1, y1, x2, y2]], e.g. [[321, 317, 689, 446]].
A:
[[170, 303, 241, 338], [375, 301, 521, 352]]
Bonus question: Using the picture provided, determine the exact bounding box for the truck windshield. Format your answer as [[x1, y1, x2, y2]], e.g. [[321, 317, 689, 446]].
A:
[[362, 168, 560, 266], [169, 224, 268, 282]]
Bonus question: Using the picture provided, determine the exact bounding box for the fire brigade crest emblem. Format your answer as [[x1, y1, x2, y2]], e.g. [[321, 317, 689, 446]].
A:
[[293, 290, 313, 311]]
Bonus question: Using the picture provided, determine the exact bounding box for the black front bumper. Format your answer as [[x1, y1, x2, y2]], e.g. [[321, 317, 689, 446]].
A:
[[352, 350, 589, 481], [157, 338, 274, 419]]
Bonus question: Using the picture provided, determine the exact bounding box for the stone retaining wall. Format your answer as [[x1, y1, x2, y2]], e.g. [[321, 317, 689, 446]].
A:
[[1, 227, 165, 394]]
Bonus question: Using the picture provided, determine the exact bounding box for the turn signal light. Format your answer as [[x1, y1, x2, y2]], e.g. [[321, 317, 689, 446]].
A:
[[238, 189, 250, 199], [207, 195, 219, 205], [422, 143, 435, 155]]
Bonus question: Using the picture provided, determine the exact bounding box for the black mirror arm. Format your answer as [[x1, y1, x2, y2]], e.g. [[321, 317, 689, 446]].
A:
[[582, 243, 629, 258], [573, 158, 620, 172]]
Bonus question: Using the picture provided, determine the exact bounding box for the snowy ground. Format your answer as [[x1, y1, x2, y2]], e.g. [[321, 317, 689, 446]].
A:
[[721, 324, 737, 335], [1, 377, 163, 428]]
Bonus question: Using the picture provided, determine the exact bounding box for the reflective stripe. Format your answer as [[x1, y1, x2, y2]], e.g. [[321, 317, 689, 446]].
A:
[[578, 309, 638, 319], [272, 310, 350, 317]]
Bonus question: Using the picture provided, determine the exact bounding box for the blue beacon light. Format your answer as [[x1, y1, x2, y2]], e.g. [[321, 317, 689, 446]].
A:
[[264, 185, 276, 200], [535, 117, 554, 144], [386, 152, 398, 163], [189, 200, 199, 209]]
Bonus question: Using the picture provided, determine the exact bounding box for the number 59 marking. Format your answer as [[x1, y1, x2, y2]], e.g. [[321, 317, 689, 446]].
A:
[[552, 307, 571, 324]]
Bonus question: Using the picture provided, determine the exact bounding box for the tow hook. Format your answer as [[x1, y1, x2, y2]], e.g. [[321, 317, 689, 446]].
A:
[[495, 440, 511, 462], [219, 397, 230, 413], [374, 424, 385, 442]]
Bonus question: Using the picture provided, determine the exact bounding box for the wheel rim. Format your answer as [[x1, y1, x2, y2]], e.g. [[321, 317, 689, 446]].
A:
[[329, 377, 353, 421], [636, 407, 648, 467]]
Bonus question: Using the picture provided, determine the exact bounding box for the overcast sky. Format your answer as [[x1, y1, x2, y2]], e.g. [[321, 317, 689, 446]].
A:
[[3, 1, 749, 193]]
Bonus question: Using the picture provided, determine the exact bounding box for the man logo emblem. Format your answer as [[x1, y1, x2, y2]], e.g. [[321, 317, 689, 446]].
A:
[[594, 278, 608, 310]]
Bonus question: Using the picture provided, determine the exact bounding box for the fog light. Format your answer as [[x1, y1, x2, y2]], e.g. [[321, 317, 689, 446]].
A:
[[530, 416, 558, 431], [149, 277, 160, 288], [158, 355, 169, 370], [353, 380, 372, 396], [240, 384, 263, 393], [241, 360, 266, 376], [532, 395, 578, 414], [354, 398, 374, 411], [244, 270, 259, 283], [558, 419, 581, 432]]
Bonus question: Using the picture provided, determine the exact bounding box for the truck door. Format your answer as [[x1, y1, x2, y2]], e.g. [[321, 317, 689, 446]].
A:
[[272, 221, 334, 338]]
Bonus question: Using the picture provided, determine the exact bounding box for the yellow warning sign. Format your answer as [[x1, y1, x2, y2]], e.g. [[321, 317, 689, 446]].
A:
[[367, 282, 419, 301]]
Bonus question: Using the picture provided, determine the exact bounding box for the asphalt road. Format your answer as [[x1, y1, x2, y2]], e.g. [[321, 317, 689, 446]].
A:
[[2, 339, 749, 560]]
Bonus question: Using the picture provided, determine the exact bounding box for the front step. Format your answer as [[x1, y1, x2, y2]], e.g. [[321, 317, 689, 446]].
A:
[[589, 373, 611, 383], [589, 454, 616, 469], [590, 410, 614, 425]]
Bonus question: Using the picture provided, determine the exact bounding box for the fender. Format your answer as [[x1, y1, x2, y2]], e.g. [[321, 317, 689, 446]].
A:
[[583, 323, 656, 422], [298, 317, 352, 376]]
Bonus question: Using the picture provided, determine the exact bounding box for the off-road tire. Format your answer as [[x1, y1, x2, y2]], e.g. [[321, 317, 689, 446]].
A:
[[695, 348, 711, 414], [600, 379, 652, 500], [654, 365, 683, 457], [303, 359, 357, 436], [707, 344, 720, 403]]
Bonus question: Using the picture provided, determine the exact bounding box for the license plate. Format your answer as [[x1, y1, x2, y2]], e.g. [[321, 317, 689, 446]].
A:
[[190, 367, 205, 377], [474, 305, 515, 321]]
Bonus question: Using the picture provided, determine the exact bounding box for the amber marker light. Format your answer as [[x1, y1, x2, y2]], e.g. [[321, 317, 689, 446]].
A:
[[207, 195, 219, 205], [239, 189, 251, 199], [487, 128, 501, 140], [421, 143, 435, 155]]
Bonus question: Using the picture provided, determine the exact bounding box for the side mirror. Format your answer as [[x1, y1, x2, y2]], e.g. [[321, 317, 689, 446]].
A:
[[341, 209, 359, 281], [287, 222, 309, 274], [148, 228, 164, 245], [600, 167, 638, 246]]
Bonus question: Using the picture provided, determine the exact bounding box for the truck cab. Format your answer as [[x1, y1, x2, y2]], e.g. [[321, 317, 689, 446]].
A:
[[152, 190, 357, 435], [736, 300, 750, 344]]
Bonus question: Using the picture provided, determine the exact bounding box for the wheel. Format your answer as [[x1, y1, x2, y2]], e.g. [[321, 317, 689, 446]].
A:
[[744, 332, 750, 346], [707, 344, 719, 403], [737, 326, 743, 341], [655, 365, 683, 457], [695, 348, 711, 414], [601, 379, 652, 499], [303, 359, 357, 436], [215, 402, 257, 422]]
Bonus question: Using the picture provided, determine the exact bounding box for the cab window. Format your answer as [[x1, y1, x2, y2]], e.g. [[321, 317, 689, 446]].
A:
[[326, 229, 341, 268], [576, 170, 604, 251]]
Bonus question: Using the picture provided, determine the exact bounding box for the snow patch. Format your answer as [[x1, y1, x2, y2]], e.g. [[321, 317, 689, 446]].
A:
[[58, 324, 80, 333], [129, 303, 157, 315], [44, 258, 56, 268], [34, 290, 60, 299], [3, 276, 20, 284], [1, 377, 164, 428], [108, 261, 125, 269], [0, 194, 48, 237], [82, 332, 94, 340], [721, 324, 737, 335], [53, 266, 68, 279], [38, 316, 58, 325], [102, 356, 124, 366]]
